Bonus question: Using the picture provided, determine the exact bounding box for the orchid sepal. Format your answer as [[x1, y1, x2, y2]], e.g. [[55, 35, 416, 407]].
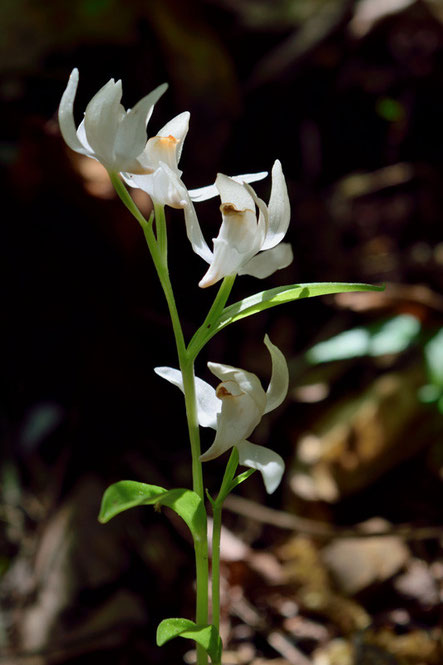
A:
[[58, 68, 168, 174]]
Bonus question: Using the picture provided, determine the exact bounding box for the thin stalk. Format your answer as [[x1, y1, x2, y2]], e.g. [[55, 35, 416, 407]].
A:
[[110, 172, 208, 665], [188, 274, 236, 360], [178, 362, 208, 665], [154, 201, 168, 261], [109, 173, 186, 357], [211, 502, 222, 633], [211, 448, 238, 639], [180, 359, 205, 502], [109, 171, 152, 230]]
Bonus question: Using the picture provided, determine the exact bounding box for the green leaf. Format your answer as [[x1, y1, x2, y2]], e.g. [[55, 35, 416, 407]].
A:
[[190, 283, 383, 354], [227, 468, 256, 494], [99, 481, 206, 543], [219, 282, 382, 327], [99, 481, 165, 522], [156, 618, 222, 663], [216, 447, 239, 504]]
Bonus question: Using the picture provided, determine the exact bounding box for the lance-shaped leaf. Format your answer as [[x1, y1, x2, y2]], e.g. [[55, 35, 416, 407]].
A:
[[189, 282, 384, 356], [99, 481, 206, 543], [157, 618, 222, 663]]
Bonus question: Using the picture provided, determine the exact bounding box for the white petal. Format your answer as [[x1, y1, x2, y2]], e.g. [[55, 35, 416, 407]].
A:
[[76, 118, 94, 152], [121, 171, 154, 192], [180, 195, 213, 264], [123, 163, 187, 208], [235, 171, 268, 186], [216, 173, 256, 211], [243, 183, 268, 247], [200, 389, 262, 462], [58, 68, 91, 155], [145, 135, 181, 172], [189, 171, 268, 203], [152, 164, 189, 208], [198, 238, 240, 288], [154, 366, 220, 429], [188, 182, 219, 203], [200, 437, 233, 462], [236, 440, 285, 494], [261, 160, 291, 251], [198, 207, 261, 288], [113, 83, 168, 166], [207, 363, 267, 413], [239, 243, 293, 279], [84, 77, 123, 167], [157, 111, 190, 163], [263, 334, 289, 414]]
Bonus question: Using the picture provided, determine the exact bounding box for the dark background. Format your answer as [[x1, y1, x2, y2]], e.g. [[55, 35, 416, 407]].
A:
[[1, 1, 443, 664]]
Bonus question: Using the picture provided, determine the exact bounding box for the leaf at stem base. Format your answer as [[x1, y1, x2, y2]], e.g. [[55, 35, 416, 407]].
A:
[[156, 617, 222, 663]]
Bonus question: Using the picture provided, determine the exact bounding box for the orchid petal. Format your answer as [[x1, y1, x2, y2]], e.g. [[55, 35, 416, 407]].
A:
[[263, 334, 289, 414], [76, 118, 94, 152], [200, 389, 262, 461], [113, 83, 168, 165], [121, 171, 154, 192], [58, 69, 91, 156], [207, 363, 267, 413], [122, 163, 188, 208], [198, 239, 240, 288], [215, 173, 256, 211], [183, 196, 213, 264], [261, 160, 291, 251], [83, 77, 124, 167], [154, 366, 220, 429], [238, 243, 293, 279], [198, 206, 261, 288], [236, 440, 285, 493], [145, 135, 181, 172], [189, 171, 268, 203], [152, 163, 189, 208], [243, 183, 268, 246], [157, 111, 190, 163]]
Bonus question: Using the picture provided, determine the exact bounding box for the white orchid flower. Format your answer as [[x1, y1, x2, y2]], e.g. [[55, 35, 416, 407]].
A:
[[155, 335, 289, 494], [184, 160, 293, 288], [121, 112, 191, 208], [58, 68, 168, 174]]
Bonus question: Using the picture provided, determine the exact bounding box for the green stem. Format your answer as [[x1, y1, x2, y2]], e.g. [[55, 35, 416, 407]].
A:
[[211, 502, 222, 633], [110, 172, 208, 665], [188, 274, 236, 360], [109, 171, 152, 230], [180, 360, 205, 502], [211, 448, 238, 641], [154, 201, 168, 261]]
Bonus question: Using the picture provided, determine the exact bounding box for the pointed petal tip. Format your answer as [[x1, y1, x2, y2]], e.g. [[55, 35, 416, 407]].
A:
[[198, 271, 218, 288], [155, 82, 169, 98]]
